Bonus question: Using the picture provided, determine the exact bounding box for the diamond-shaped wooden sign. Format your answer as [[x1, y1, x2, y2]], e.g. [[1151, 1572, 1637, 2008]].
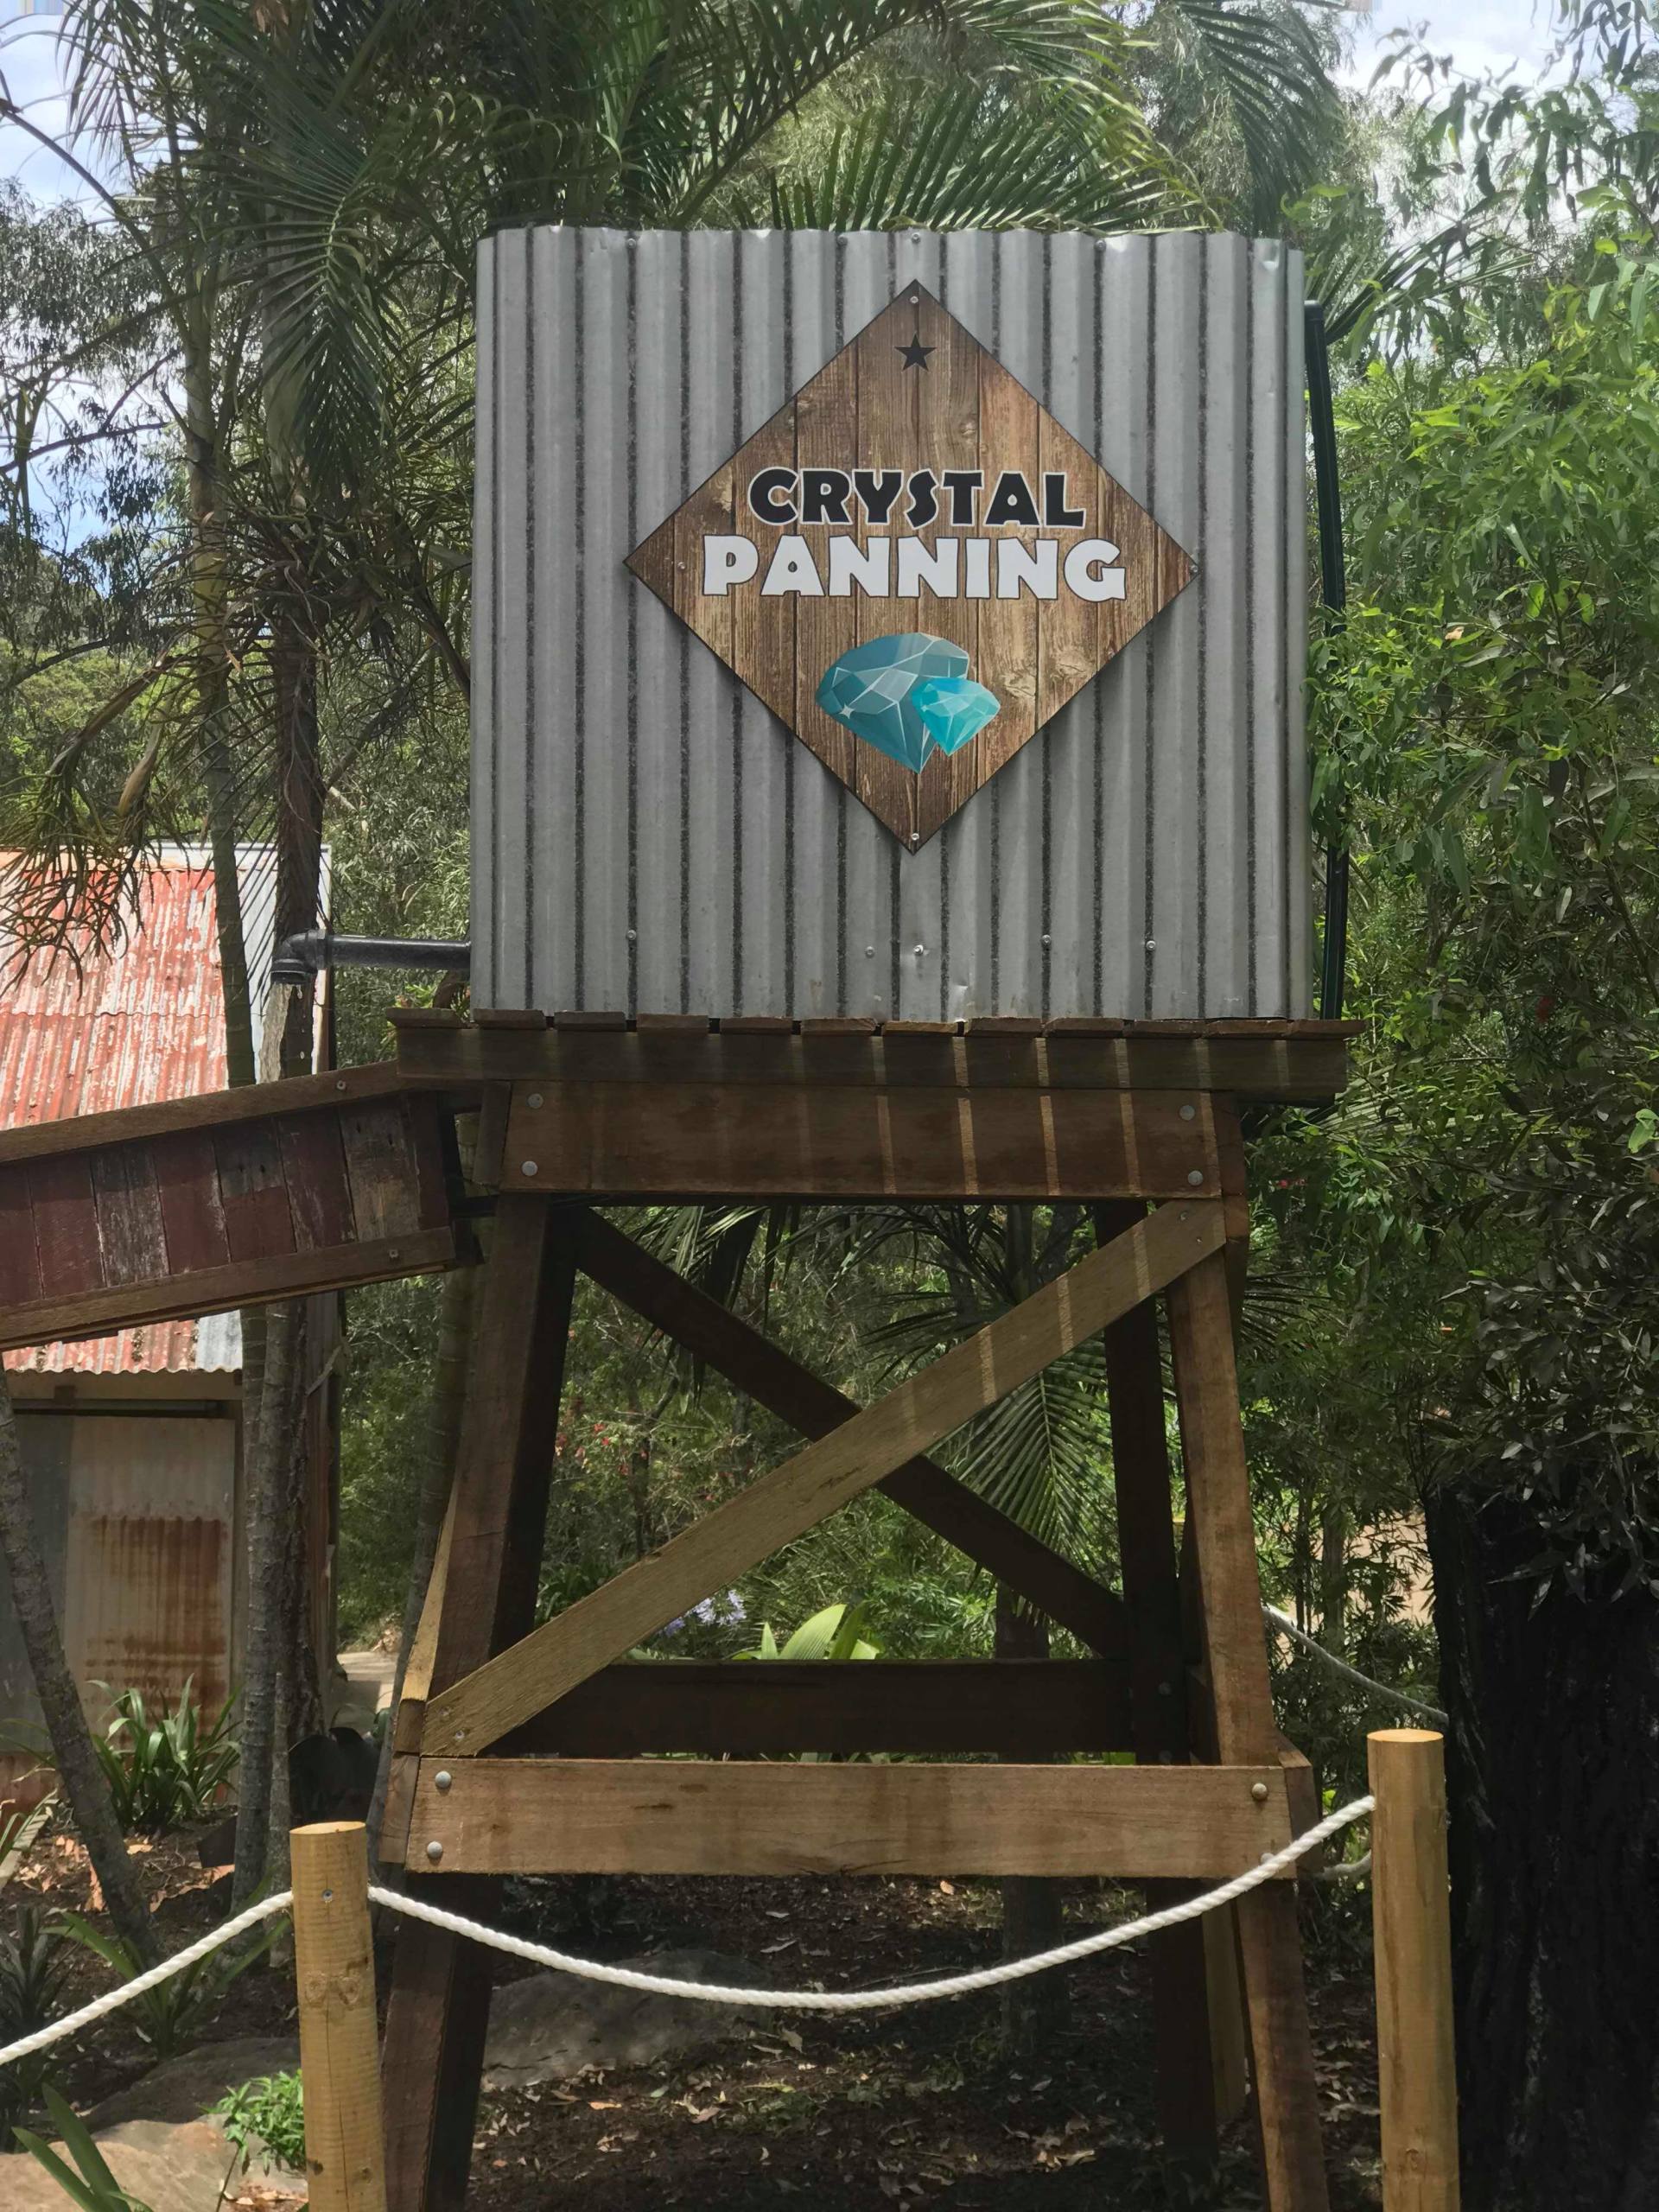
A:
[[627, 283, 1194, 849]]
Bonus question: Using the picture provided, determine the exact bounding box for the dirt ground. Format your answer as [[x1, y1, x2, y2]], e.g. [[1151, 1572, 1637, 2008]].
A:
[[1, 1819, 1383, 2209]]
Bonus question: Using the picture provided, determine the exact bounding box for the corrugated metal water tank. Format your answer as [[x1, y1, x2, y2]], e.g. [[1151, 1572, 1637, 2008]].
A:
[[471, 227, 1309, 1020]]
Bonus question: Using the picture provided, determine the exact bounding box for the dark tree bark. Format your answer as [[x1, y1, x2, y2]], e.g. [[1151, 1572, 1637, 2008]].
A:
[[232, 1299, 302, 1909], [1425, 1480, 1659, 2212], [0, 1376, 156, 1963]]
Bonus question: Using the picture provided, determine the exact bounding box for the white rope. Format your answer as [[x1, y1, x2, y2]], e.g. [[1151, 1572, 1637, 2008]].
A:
[[0, 1892, 293, 2072], [367, 1794, 1373, 2013], [1262, 1604, 1448, 1726]]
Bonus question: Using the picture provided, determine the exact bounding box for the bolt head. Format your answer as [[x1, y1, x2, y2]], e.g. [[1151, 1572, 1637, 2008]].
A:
[[626, 927, 637, 942], [387, 1246, 400, 1262], [426, 1840, 444, 1864], [335, 1077, 347, 1091], [1186, 1169, 1205, 1186], [1251, 1782, 1270, 1804], [525, 1091, 543, 1109], [521, 1160, 539, 1177], [1041, 933, 1052, 948], [435, 1770, 453, 1793], [1179, 1103, 1196, 1122], [913, 944, 925, 958]]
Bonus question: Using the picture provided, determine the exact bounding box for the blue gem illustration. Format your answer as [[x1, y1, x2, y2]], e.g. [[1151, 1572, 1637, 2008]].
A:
[[817, 633, 1001, 772]]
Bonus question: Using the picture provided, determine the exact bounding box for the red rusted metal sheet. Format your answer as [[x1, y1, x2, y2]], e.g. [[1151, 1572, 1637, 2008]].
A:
[[0, 845, 303, 1375]]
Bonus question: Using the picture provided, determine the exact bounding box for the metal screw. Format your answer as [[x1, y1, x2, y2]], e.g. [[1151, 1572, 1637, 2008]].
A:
[[1187, 1169, 1205, 1186], [387, 1246, 401, 1262], [865, 945, 875, 958], [435, 1770, 453, 1794], [335, 1077, 347, 1092], [909, 832, 919, 846], [322, 1887, 334, 1902], [1251, 1782, 1270, 1804], [626, 928, 637, 942], [1179, 1103, 1196, 1122], [1144, 938, 1156, 950], [1040, 933, 1052, 948], [914, 944, 926, 958], [677, 560, 685, 569], [521, 1160, 539, 1177], [1157, 1681, 1173, 1698], [426, 1840, 444, 1864], [526, 1091, 543, 1109]]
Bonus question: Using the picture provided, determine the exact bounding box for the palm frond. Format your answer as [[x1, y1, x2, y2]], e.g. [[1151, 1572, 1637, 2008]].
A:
[[748, 81, 1186, 232], [1141, 0, 1343, 226]]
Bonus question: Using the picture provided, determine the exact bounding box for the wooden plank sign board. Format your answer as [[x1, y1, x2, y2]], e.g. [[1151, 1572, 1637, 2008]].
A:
[[0, 1078, 461, 1351], [628, 283, 1192, 849], [397, 1758, 1295, 1879]]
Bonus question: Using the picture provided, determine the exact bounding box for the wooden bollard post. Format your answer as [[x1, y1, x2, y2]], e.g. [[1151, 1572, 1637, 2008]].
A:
[[292, 1821, 388, 2212], [1369, 1729, 1459, 2211]]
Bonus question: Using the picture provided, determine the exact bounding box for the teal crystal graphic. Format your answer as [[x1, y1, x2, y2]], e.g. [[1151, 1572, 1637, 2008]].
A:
[[817, 633, 1001, 772]]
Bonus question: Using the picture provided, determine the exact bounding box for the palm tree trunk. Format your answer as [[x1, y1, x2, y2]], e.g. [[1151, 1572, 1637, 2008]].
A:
[[232, 1299, 301, 1908], [0, 1373, 156, 1962]]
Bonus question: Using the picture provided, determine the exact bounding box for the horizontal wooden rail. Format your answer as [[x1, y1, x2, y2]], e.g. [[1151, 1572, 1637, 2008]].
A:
[[392, 1758, 1295, 1879], [502, 1080, 1220, 1201], [498, 1657, 1134, 1758], [393, 1014, 1357, 1105], [0, 1059, 412, 1166]]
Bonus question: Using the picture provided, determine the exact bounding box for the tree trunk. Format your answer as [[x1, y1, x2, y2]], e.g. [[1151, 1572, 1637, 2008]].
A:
[[995, 1588, 1063, 2054], [1424, 1479, 1659, 2210], [0, 1375, 156, 1963], [232, 1300, 302, 1909]]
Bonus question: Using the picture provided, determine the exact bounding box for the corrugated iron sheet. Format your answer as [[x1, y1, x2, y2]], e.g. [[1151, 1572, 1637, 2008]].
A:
[[0, 843, 289, 1375], [472, 226, 1309, 1020]]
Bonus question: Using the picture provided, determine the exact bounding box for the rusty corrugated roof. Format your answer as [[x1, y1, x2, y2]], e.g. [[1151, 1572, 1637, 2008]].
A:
[[2, 844, 289, 1376]]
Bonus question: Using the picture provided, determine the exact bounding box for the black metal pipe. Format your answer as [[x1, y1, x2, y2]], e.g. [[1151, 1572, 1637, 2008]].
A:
[[270, 931, 471, 988], [1306, 300, 1350, 1024]]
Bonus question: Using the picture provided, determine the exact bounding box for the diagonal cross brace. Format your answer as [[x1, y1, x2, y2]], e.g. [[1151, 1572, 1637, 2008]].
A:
[[573, 1209, 1129, 1658], [423, 1198, 1225, 1758]]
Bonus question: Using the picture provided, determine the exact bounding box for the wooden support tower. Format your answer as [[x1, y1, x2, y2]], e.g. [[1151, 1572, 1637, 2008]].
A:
[[0, 1010, 1354, 2209], [375, 1009, 1354, 2212]]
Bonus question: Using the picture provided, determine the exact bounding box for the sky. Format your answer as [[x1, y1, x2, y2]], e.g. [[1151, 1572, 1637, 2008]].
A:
[[1, 2, 1569, 201]]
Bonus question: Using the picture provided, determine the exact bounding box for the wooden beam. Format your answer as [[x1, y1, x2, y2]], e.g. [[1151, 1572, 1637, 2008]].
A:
[[380, 1201, 579, 2212], [395, 1758, 1295, 1879], [0, 1060, 413, 1166], [1168, 1251, 1331, 2212], [574, 1211, 1128, 1657], [394, 1021, 1354, 1104], [499, 1658, 1133, 1758], [1096, 1198, 1221, 2177], [502, 1081, 1218, 1201], [0, 1225, 459, 1354], [425, 1199, 1224, 1758]]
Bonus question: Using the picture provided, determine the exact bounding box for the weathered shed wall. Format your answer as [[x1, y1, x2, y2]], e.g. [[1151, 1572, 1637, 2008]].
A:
[[472, 226, 1308, 1020]]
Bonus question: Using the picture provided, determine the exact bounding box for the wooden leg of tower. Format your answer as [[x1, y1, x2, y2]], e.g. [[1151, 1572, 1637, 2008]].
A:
[[1095, 1203, 1219, 2179], [1166, 1249, 1330, 2212], [380, 1199, 578, 2212]]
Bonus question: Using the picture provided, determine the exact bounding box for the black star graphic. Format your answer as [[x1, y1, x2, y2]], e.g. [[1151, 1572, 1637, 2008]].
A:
[[895, 330, 936, 371]]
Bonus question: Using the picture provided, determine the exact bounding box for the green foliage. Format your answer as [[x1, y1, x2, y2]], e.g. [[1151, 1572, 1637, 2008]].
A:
[[88, 1681, 240, 1837], [736, 1601, 881, 1660], [0, 1905, 69, 2129], [54, 1905, 281, 2063], [13, 2084, 152, 2212], [210, 2070, 305, 2175]]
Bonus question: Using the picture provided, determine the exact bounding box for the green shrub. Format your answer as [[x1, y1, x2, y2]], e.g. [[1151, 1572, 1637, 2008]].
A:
[[0, 1904, 68, 2127], [54, 1905, 281, 2063], [89, 1681, 239, 1836], [211, 2069, 304, 2174]]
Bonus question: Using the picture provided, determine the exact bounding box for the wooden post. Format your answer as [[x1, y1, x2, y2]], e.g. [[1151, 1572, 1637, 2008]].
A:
[[1369, 1729, 1459, 2211], [292, 1821, 386, 2212]]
